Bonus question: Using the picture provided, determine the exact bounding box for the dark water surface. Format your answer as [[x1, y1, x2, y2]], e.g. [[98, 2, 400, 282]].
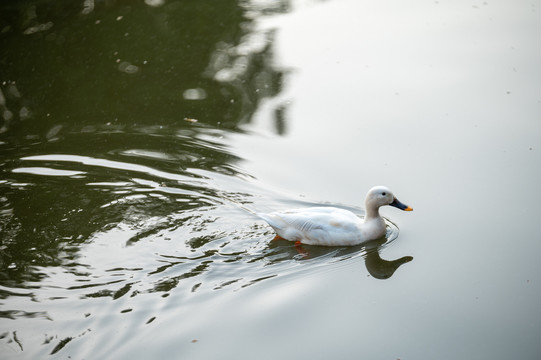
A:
[[2, 0, 541, 359]]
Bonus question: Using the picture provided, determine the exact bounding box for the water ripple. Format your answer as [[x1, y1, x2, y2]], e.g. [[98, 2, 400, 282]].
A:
[[0, 149, 412, 359]]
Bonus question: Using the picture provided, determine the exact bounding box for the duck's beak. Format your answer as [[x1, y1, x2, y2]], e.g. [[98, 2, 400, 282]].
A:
[[390, 197, 413, 211]]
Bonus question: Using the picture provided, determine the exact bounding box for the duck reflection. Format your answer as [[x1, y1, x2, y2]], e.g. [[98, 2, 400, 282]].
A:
[[361, 238, 413, 279], [268, 236, 413, 280]]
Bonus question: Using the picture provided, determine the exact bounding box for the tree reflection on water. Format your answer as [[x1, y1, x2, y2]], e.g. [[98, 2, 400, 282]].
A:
[[0, 0, 287, 286]]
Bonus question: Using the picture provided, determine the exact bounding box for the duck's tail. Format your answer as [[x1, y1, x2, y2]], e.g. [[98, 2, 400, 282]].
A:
[[255, 212, 282, 229]]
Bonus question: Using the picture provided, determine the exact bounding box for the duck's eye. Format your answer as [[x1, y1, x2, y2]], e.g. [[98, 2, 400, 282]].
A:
[[382, 192, 386, 196]]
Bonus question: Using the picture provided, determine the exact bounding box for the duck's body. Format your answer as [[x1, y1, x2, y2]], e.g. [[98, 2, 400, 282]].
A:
[[258, 186, 412, 246], [258, 206, 386, 246]]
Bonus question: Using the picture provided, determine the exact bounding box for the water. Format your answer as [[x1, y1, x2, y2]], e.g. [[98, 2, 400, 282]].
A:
[[1, 0, 541, 359]]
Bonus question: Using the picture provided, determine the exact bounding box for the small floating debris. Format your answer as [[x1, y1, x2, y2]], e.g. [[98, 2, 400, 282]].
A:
[[184, 117, 198, 123], [183, 88, 207, 100], [118, 61, 139, 74]]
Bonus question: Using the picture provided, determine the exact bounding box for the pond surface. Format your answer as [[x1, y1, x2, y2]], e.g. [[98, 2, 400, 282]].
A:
[[1, 0, 541, 359]]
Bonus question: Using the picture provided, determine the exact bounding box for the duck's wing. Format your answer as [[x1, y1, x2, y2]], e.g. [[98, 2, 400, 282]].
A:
[[257, 211, 322, 232], [276, 212, 326, 232], [259, 207, 360, 236]]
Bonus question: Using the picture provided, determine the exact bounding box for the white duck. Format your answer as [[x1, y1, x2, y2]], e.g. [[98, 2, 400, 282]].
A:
[[258, 186, 412, 246]]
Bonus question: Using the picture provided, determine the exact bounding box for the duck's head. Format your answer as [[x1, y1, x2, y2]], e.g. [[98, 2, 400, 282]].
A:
[[365, 186, 413, 212]]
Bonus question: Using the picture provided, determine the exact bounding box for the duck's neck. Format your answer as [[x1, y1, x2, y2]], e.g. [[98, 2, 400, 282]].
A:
[[365, 206, 381, 221]]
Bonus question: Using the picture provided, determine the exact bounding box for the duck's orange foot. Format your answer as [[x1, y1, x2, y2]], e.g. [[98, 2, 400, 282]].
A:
[[273, 234, 285, 241], [294, 241, 309, 258]]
